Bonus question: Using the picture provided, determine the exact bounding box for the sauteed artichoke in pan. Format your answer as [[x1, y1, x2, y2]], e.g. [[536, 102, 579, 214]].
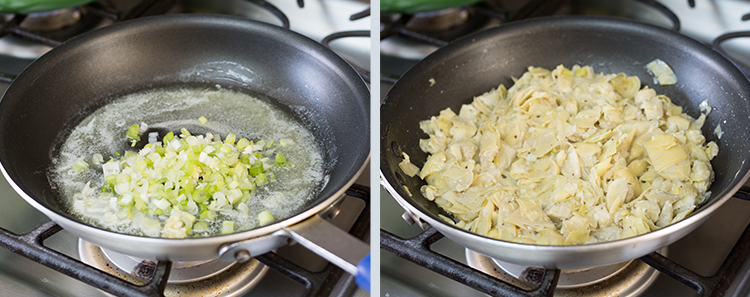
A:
[[400, 64, 717, 245]]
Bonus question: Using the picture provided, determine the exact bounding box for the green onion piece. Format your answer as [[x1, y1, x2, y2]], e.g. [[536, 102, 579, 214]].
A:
[[239, 182, 255, 191], [181, 212, 196, 227], [193, 221, 208, 233], [199, 210, 216, 221], [134, 199, 147, 210], [256, 173, 269, 186], [101, 183, 114, 193], [183, 181, 195, 194], [126, 124, 141, 143], [221, 220, 235, 234], [239, 154, 251, 165], [154, 145, 166, 156], [225, 133, 236, 145], [105, 174, 117, 184], [258, 210, 275, 226], [206, 185, 218, 198], [71, 159, 89, 173], [193, 190, 208, 203], [163, 131, 175, 143], [198, 116, 208, 124], [249, 161, 264, 176], [274, 153, 287, 166], [236, 138, 250, 150], [92, 154, 104, 164]]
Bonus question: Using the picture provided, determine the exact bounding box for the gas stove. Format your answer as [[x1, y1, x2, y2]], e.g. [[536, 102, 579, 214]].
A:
[[0, 1, 371, 296], [380, 0, 750, 296]]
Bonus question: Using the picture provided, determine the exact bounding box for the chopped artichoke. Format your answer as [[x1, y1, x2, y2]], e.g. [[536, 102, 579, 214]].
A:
[[643, 134, 690, 181], [398, 152, 420, 177], [646, 59, 677, 85], [411, 64, 716, 245], [609, 73, 641, 99]]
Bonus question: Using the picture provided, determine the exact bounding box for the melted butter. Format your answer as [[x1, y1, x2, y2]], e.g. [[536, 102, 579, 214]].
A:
[[50, 87, 326, 237]]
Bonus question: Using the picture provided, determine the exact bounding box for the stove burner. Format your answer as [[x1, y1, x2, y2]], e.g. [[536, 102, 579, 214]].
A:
[[465, 248, 663, 296], [100, 247, 236, 283], [18, 8, 83, 32], [491, 258, 630, 289], [381, 6, 491, 48], [79, 240, 269, 296], [405, 8, 471, 33]]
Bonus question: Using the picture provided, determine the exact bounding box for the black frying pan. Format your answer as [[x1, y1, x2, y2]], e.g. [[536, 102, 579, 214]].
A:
[[381, 16, 750, 269], [0, 14, 370, 277]]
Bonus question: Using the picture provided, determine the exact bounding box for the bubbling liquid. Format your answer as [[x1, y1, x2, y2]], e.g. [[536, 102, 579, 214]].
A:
[[49, 86, 327, 237]]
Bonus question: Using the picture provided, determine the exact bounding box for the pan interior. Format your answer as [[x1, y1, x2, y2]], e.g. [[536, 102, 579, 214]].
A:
[[50, 86, 327, 237], [0, 15, 369, 237], [381, 16, 750, 244]]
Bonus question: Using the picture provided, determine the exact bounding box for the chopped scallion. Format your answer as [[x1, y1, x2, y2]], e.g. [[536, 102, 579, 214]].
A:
[[258, 210, 275, 226], [73, 124, 295, 238]]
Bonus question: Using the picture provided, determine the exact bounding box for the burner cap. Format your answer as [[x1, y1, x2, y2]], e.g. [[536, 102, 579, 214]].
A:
[[19, 8, 82, 32], [100, 248, 236, 283], [405, 8, 471, 33], [79, 240, 269, 296], [491, 258, 631, 289], [466, 248, 664, 296]]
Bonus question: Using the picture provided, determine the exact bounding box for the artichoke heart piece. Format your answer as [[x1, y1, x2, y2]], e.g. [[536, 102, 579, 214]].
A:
[[419, 152, 447, 179], [609, 73, 641, 99], [606, 178, 634, 214], [646, 59, 677, 85], [667, 116, 691, 131], [505, 199, 556, 231], [532, 132, 559, 158], [621, 215, 652, 238], [627, 159, 649, 177], [398, 152, 420, 177], [562, 215, 595, 245], [643, 134, 690, 180], [570, 107, 602, 127], [479, 130, 499, 167], [441, 163, 475, 192]]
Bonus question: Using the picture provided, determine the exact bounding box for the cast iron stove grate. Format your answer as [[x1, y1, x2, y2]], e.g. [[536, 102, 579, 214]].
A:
[[321, 6, 371, 83], [379, 0, 680, 83], [712, 11, 750, 77], [0, 0, 371, 84]]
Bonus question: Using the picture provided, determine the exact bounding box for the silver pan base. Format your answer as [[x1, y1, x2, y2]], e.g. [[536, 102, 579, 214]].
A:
[[79, 239, 269, 296], [466, 248, 664, 296]]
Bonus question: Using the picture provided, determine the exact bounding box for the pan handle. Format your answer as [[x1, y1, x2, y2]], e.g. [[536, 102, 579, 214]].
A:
[[217, 214, 371, 291], [281, 214, 371, 291]]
